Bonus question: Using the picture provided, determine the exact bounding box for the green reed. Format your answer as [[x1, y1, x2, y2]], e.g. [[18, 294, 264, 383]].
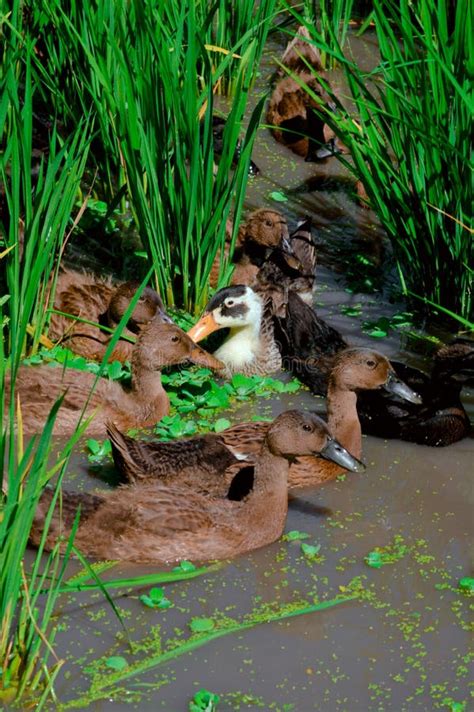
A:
[[25, 0, 274, 312], [203, 0, 279, 94], [289, 0, 473, 322], [301, 0, 355, 69], [0, 27, 86, 707]]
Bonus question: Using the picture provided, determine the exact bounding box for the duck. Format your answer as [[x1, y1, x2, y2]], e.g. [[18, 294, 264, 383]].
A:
[[267, 72, 336, 161], [211, 115, 260, 177], [48, 269, 171, 362], [255, 217, 317, 315], [187, 285, 282, 377], [187, 284, 344, 378], [29, 411, 362, 562], [107, 348, 419, 492], [5, 322, 222, 436], [210, 208, 290, 289], [356, 340, 474, 446]]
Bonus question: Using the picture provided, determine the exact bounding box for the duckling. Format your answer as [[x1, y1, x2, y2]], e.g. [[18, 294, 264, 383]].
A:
[[255, 217, 317, 315], [187, 285, 282, 377], [210, 209, 290, 288], [357, 341, 474, 446], [107, 348, 419, 492], [30, 411, 362, 562], [48, 269, 171, 362], [5, 322, 222, 436], [267, 72, 335, 160]]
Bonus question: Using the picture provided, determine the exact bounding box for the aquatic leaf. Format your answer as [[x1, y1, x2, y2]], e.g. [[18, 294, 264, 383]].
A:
[[366, 328, 387, 338], [86, 439, 101, 455], [458, 577, 474, 594], [283, 530, 310, 541], [140, 587, 173, 609], [173, 560, 196, 573], [189, 617, 215, 633], [149, 587, 165, 601], [108, 360, 124, 380], [189, 688, 220, 711], [365, 551, 384, 568], [301, 543, 321, 559], [269, 190, 288, 202], [105, 656, 128, 671], [214, 418, 231, 433]]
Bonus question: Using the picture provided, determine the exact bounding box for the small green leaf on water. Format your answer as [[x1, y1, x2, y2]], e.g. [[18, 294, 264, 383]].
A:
[[367, 328, 387, 338], [301, 543, 321, 559], [283, 530, 310, 541], [269, 190, 288, 202], [458, 577, 474, 594], [189, 688, 220, 711], [213, 418, 231, 433], [105, 656, 128, 671], [189, 617, 215, 633], [365, 551, 383, 568], [173, 560, 196, 573], [149, 587, 164, 601]]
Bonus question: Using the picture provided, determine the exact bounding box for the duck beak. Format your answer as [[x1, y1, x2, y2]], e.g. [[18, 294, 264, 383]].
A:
[[158, 309, 174, 325], [187, 312, 220, 342], [188, 343, 224, 371], [318, 438, 366, 473], [384, 371, 422, 404]]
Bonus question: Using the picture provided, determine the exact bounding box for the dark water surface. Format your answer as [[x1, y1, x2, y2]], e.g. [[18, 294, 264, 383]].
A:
[[28, 30, 473, 712]]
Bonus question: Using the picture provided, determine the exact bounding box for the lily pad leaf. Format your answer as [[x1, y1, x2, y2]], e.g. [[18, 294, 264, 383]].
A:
[[269, 190, 288, 202], [173, 560, 196, 573], [458, 577, 474, 594], [105, 656, 128, 671], [283, 530, 310, 541], [189, 617, 215, 633], [365, 551, 384, 568], [213, 418, 231, 433], [301, 543, 321, 558], [189, 688, 220, 711]]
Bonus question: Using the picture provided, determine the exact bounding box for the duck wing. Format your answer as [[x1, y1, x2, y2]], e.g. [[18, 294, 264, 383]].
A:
[[107, 423, 242, 494]]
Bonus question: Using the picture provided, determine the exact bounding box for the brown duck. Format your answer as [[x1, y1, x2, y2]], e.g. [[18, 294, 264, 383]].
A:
[[210, 209, 290, 288], [30, 411, 362, 563], [48, 269, 171, 362], [108, 347, 418, 493], [6, 322, 222, 436]]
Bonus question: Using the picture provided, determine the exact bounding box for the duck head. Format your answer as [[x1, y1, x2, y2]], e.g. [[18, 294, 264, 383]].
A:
[[132, 322, 224, 372], [266, 410, 365, 472], [108, 282, 172, 332], [331, 348, 422, 403], [187, 285, 263, 342], [240, 209, 291, 265]]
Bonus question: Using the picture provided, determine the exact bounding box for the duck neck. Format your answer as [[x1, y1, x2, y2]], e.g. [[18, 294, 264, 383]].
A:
[[242, 441, 289, 541], [215, 305, 263, 368], [130, 367, 169, 418], [327, 379, 361, 458]]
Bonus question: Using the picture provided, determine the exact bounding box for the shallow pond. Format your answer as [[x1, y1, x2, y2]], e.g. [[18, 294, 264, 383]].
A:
[[23, 29, 473, 712]]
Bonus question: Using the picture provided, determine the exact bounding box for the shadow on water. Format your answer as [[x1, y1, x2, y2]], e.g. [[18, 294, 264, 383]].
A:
[[22, 29, 473, 712]]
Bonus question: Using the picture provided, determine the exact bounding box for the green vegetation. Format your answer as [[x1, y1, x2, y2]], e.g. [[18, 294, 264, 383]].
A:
[[290, 0, 473, 323]]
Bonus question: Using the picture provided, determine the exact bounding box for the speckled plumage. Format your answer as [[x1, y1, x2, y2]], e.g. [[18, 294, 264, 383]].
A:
[[30, 412, 342, 563], [5, 323, 222, 436], [48, 269, 169, 362]]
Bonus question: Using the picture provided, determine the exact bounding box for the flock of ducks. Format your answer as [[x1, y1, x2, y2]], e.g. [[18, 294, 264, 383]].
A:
[[14, 30, 474, 565]]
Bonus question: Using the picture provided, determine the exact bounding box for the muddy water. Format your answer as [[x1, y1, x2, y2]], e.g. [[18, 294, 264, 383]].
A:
[[31, 30, 473, 711]]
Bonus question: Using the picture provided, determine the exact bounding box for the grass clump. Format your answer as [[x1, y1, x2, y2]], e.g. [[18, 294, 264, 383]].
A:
[[289, 0, 473, 323]]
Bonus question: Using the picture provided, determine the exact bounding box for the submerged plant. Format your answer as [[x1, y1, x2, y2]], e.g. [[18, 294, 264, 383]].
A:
[[288, 0, 473, 322]]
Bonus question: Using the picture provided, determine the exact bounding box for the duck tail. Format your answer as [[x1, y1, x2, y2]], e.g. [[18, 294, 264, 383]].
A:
[[106, 421, 137, 482]]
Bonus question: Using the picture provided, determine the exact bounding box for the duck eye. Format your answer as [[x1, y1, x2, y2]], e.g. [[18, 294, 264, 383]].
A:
[[366, 359, 376, 368], [225, 299, 234, 307], [302, 424, 312, 432], [171, 335, 179, 343], [265, 219, 273, 227]]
